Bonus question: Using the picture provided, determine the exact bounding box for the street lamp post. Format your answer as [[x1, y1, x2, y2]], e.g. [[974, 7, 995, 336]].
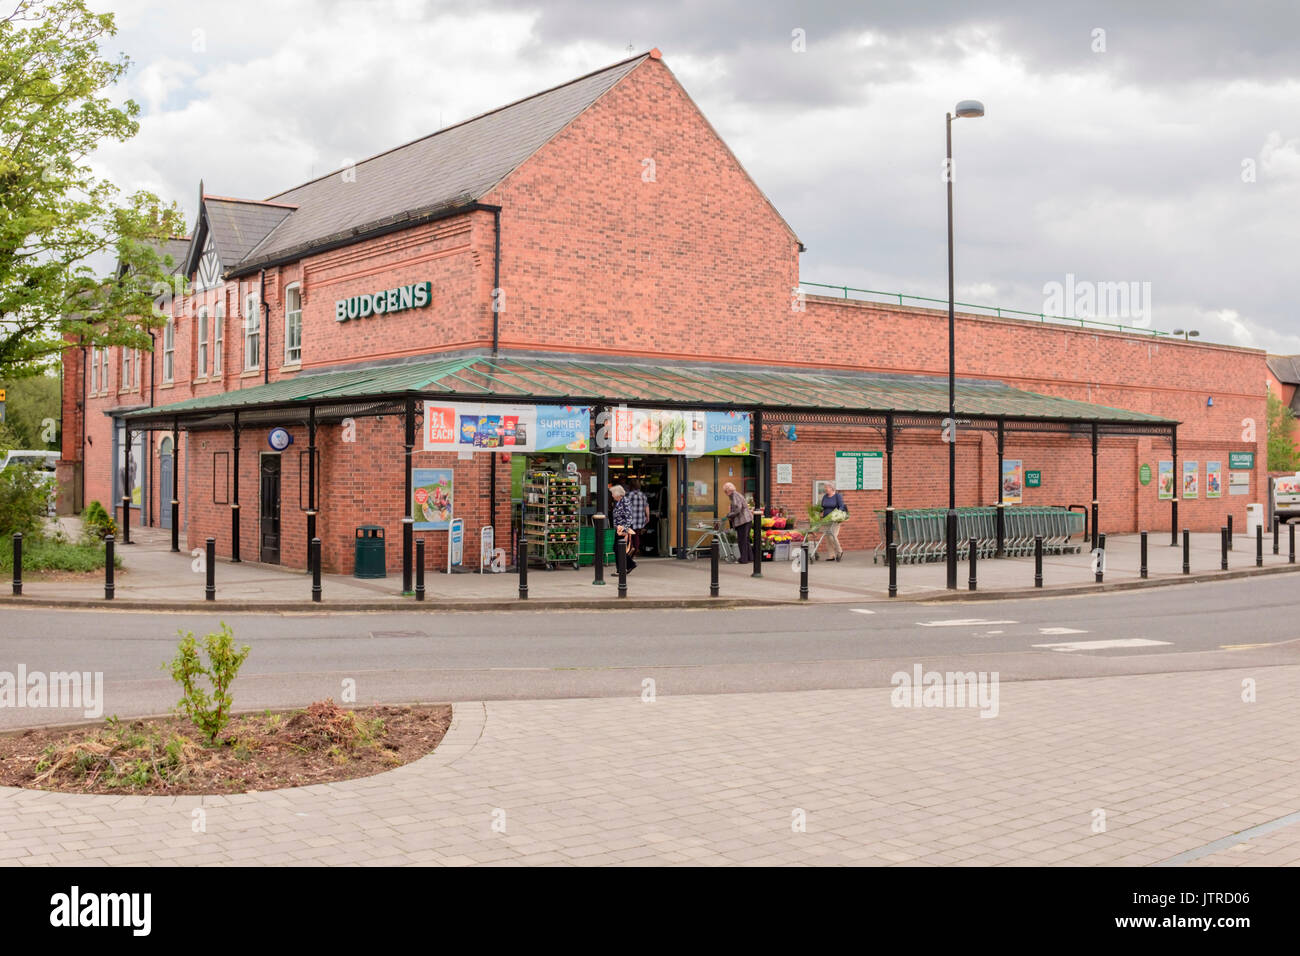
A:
[[945, 99, 985, 590]]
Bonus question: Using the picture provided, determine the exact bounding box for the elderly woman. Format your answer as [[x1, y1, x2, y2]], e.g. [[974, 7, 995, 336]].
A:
[[819, 481, 846, 561], [610, 484, 636, 571], [722, 481, 754, 563]]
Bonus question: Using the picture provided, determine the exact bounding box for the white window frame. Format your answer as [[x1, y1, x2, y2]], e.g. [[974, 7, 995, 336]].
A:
[[214, 302, 224, 374], [99, 347, 110, 394], [284, 283, 302, 365], [121, 346, 132, 390], [163, 317, 175, 383], [197, 306, 209, 377], [90, 347, 99, 393], [244, 292, 261, 371]]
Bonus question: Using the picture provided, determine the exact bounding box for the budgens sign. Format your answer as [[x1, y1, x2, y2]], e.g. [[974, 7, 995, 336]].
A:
[[336, 281, 431, 322]]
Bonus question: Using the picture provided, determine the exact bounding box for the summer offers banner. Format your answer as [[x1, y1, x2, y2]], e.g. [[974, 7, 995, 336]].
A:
[[609, 409, 751, 457], [423, 403, 591, 453]]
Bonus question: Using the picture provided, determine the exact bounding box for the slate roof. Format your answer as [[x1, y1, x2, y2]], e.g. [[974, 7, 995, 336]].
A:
[[222, 53, 651, 273], [203, 197, 295, 266], [1267, 355, 1300, 386], [160, 237, 191, 274], [121, 355, 1177, 432]]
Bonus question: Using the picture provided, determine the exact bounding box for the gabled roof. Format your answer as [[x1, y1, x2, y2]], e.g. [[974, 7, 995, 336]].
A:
[[231, 53, 651, 272], [181, 191, 295, 278], [1267, 354, 1300, 386]]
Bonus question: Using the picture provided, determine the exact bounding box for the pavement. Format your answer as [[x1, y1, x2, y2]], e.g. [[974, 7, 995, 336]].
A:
[[3, 664, 1299, 866], [6, 523, 1300, 609]]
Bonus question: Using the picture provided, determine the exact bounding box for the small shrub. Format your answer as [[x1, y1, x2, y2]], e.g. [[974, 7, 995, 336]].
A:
[[82, 500, 117, 541], [0, 463, 51, 539], [164, 623, 251, 744]]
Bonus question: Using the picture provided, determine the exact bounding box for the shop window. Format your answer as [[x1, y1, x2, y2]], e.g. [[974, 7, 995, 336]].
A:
[[244, 292, 260, 370], [284, 284, 302, 365], [214, 302, 224, 374], [197, 306, 208, 377], [162, 317, 175, 382]]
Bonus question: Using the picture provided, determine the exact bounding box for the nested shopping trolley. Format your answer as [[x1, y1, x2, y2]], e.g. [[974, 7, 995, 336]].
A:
[[874, 505, 1085, 564]]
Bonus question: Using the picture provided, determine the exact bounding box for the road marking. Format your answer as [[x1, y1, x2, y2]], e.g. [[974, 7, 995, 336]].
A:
[[849, 608, 876, 615], [1037, 627, 1088, 635], [985, 630, 1004, 635], [1032, 638, 1171, 652], [917, 618, 1018, 628], [1220, 642, 1277, 650]]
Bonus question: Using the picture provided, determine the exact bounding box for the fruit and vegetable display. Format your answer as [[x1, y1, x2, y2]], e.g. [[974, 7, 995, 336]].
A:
[[760, 509, 804, 560], [523, 470, 581, 568]]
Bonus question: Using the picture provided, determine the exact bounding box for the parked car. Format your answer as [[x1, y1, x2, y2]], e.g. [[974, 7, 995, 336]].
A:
[[1273, 473, 1300, 523], [1, 449, 59, 515]]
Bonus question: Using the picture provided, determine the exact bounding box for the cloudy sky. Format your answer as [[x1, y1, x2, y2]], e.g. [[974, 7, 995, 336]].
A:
[[87, 0, 1300, 352]]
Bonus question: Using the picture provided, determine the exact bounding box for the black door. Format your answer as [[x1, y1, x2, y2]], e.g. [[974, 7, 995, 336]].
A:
[[260, 455, 281, 564]]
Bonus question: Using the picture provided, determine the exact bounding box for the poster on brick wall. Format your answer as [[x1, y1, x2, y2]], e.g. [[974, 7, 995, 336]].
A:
[[1158, 461, 1174, 500], [1183, 461, 1199, 499], [1206, 461, 1222, 498], [1001, 460, 1023, 504], [413, 468, 453, 530], [423, 402, 591, 453]]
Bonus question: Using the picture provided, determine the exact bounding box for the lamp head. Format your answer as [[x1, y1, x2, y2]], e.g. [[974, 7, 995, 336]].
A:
[[954, 100, 985, 118]]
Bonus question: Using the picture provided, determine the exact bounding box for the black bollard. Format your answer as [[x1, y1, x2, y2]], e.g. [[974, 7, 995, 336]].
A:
[[799, 542, 809, 600], [1274, 515, 1280, 555], [1170, 500, 1178, 547], [1220, 527, 1228, 571], [752, 510, 763, 578], [10, 532, 21, 596], [709, 537, 719, 597], [968, 536, 977, 591], [615, 534, 627, 598], [887, 542, 898, 598], [104, 534, 115, 599], [1182, 529, 1190, 575], [1034, 535, 1043, 588], [1227, 513, 1234, 550], [1091, 502, 1099, 552], [415, 538, 425, 601], [1256, 523, 1263, 567], [311, 537, 322, 603], [518, 535, 528, 600], [1291, 522, 1296, 564], [1096, 533, 1106, 583], [1139, 531, 1148, 579], [170, 498, 179, 553], [592, 514, 606, 587], [205, 537, 215, 601]]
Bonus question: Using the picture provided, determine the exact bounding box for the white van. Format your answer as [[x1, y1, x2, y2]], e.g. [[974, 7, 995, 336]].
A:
[[1274, 473, 1300, 523], [1, 449, 59, 514]]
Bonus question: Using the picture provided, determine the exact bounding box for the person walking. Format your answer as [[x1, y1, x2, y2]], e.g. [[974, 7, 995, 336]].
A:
[[819, 481, 847, 561], [625, 479, 649, 557], [723, 481, 753, 564], [610, 484, 637, 572]]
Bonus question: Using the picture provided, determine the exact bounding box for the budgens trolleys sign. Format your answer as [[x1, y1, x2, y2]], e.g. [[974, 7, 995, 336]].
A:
[[423, 402, 591, 453], [336, 281, 431, 322]]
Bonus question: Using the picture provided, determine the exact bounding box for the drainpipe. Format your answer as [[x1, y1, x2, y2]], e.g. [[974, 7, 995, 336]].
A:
[[79, 345, 87, 512], [260, 268, 269, 384], [488, 205, 501, 355]]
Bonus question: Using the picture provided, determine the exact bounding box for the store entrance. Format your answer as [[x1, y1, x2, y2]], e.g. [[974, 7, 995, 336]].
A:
[[609, 456, 670, 556]]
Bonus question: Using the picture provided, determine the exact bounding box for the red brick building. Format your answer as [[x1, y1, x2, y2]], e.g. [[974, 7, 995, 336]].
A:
[[60, 50, 1269, 581]]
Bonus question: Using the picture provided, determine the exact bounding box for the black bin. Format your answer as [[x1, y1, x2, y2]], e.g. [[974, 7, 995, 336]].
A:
[[354, 525, 386, 578]]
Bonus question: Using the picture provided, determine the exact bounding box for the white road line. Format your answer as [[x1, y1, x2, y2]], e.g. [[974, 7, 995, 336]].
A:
[[917, 618, 1018, 628], [849, 608, 876, 615], [1037, 627, 1088, 635], [1032, 638, 1172, 652]]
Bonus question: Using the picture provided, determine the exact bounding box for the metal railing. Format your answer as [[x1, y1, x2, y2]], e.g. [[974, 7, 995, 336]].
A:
[[799, 281, 1170, 338]]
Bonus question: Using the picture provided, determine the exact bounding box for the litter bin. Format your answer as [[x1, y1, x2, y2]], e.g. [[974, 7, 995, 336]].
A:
[[1246, 503, 1264, 535], [354, 525, 386, 578]]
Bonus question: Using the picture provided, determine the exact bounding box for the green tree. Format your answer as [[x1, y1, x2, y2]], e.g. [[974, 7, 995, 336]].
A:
[[1267, 389, 1300, 472], [0, 0, 186, 379], [0, 369, 59, 447]]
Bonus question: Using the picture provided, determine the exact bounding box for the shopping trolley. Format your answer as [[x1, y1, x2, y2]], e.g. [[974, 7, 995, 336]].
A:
[[688, 522, 740, 563]]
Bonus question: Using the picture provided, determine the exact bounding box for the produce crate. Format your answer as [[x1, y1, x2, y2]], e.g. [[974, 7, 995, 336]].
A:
[[578, 526, 615, 566]]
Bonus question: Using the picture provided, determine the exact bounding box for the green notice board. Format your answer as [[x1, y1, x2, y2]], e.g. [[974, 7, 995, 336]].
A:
[[1025, 470, 1042, 488], [1139, 463, 1152, 486], [1228, 452, 1255, 470], [834, 451, 883, 491]]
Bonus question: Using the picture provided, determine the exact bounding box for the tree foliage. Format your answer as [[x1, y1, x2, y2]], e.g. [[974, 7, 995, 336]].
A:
[[0, 0, 186, 378], [1266, 389, 1300, 472], [0, 370, 59, 447]]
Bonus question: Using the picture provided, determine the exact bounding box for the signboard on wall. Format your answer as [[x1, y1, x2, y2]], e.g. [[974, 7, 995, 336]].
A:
[[1229, 471, 1250, 495], [608, 408, 751, 457], [423, 402, 590, 454], [412, 468, 453, 529], [776, 463, 793, 484], [1206, 461, 1222, 498], [834, 451, 883, 491], [1183, 461, 1199, 499], [1228, 452, 1255, 470], [1025, 470, 1042, 488], [1001, 459, 1024, 504], [1157, 461, 1174, 500]]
